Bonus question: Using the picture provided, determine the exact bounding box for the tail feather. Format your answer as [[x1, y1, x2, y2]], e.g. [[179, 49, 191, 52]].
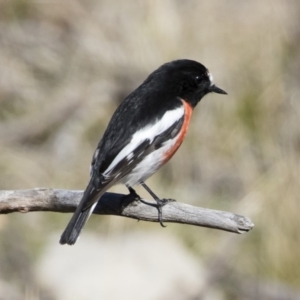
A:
[[60, 184, 105, 245], [60, 206, 93, 245], [60, 175, 115, 245]]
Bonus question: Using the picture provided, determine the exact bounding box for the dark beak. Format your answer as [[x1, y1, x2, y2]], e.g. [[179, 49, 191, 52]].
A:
[[210, 85, 227, 95]]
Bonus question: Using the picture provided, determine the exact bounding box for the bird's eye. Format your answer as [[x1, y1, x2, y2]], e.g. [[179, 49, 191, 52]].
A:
[[195, 75, 204, 85]]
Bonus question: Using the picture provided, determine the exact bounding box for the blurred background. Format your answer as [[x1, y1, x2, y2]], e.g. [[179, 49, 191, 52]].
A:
[[0, 0, 300, 299]]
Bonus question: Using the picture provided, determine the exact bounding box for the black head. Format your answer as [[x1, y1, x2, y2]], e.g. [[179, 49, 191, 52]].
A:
[[145, 59, 227, 108]]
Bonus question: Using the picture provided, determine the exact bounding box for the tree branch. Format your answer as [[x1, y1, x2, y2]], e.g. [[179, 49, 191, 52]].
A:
[[0, 188, 254, 234]]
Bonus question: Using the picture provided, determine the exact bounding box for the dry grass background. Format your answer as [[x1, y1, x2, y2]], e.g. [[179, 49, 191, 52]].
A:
[[0, 0, 300, 299]]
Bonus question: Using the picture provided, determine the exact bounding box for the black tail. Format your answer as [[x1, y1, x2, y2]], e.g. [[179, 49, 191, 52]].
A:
[[59, 181, 108, 245], [60, 173, 114, 245], [59, 206, 94, 245]]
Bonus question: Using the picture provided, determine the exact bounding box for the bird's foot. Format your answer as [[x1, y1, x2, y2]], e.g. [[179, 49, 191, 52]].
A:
[[121, 187, 141, 209], [140, 198, 175, 227]]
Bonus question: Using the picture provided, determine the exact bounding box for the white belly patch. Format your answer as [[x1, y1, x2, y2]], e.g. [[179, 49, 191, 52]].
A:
[[121, 135, 179, 186]]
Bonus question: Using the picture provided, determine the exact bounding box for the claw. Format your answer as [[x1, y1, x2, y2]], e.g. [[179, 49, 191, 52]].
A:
[[140, 198, 174, 227], [139, 182, 176, 227], [157, 205, 166, 227]]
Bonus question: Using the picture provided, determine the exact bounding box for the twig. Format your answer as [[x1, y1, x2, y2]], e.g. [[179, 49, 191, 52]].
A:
[[0, 188, 254, 234]]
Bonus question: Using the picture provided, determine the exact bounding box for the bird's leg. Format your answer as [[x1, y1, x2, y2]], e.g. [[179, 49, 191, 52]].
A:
[[140, 181, 175, 227]]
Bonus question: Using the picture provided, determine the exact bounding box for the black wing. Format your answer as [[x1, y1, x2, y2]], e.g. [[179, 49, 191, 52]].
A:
[[90, 83, 183, 177], [87, 113, 185, 209]]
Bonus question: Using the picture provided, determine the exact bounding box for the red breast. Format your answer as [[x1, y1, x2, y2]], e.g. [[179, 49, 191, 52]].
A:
[[162, 100, 193, 164]]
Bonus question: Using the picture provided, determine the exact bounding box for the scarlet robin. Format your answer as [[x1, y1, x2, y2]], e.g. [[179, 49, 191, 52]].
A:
[[60, 59, 227, 245]]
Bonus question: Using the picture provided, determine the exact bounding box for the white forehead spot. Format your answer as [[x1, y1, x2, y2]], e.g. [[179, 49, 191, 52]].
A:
[[208, 72, 214, 86]]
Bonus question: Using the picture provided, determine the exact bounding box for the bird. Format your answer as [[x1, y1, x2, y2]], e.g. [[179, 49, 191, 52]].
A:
[[60, 59, 227, 245]]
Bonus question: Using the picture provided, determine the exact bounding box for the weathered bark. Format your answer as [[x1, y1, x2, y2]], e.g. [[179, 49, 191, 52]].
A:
[[0, 188, 254, 234]]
